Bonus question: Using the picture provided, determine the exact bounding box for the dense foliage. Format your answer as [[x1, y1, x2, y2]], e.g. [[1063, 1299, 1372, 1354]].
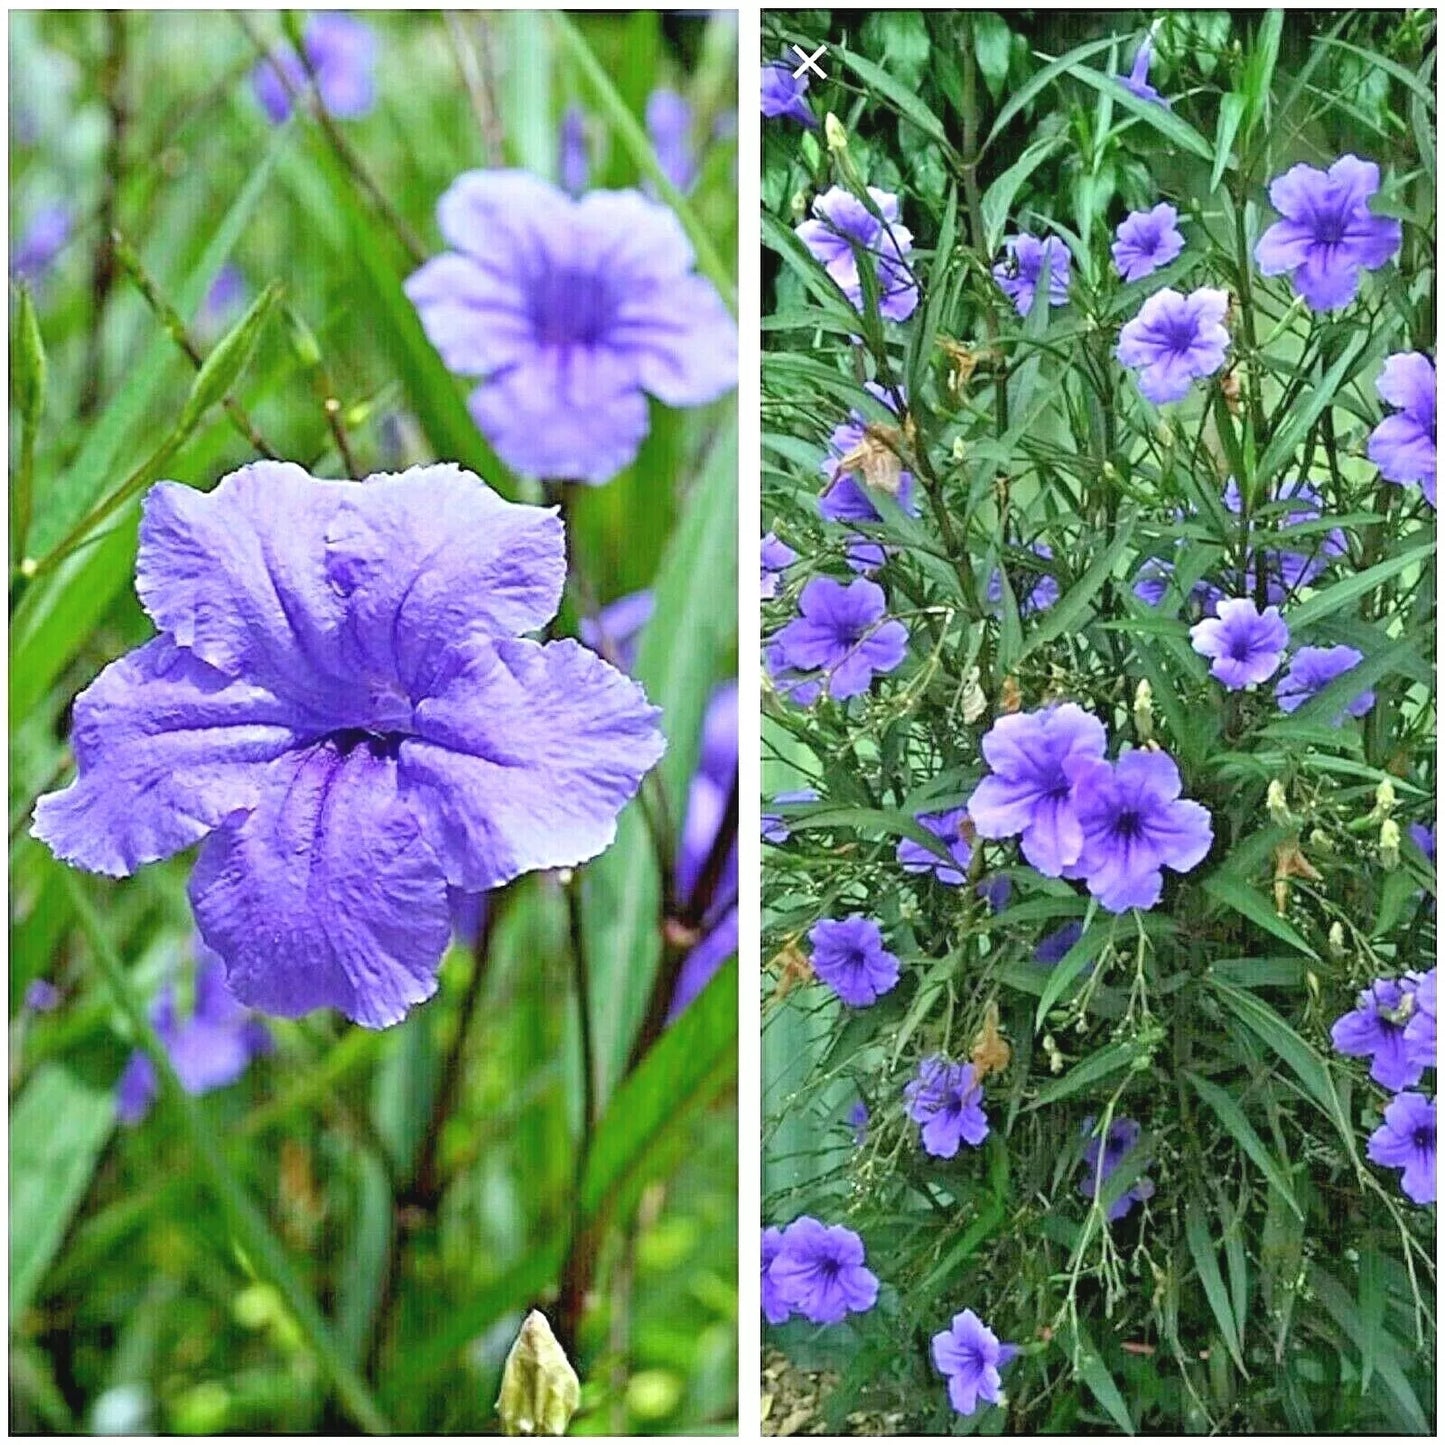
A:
[[762, 10, 1435, 1434], [11, 10, 737, 1434]]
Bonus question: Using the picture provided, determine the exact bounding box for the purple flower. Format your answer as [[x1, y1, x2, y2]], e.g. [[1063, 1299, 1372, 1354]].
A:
[[1190, 598, 1288, 689], [761, 59, 816, 128], [978, 874, 1012, 914], [406, 171, 737, 484], [1077, 1116, 1156, 1221], [1368, 352, 1436, 507], [897, 808, 973, 886], [646, 88, 697, 193], [1411, 823, 1436, 861], [993, 234, 1070, 316], [967, 704, 1108, 877], [771, 577, 909, 700], [1120, 35, 1166, 106], [795, 186, 919, 322], [559, 105, 590, 195], [808, 915, 900, 1007], [667, 903, 737, 1022], [1219, 476, 1347, 601], [11, 202, 70, 283], [23, 979, 61, 1012], [1064, 750, 1213, 913], [1255, 155, 1402, 312], [1117, 287, 1229, 404], [1111, 203, 1185, 282], [765, 639, 824, 709], [762, 788, 818, 844], [986, 541, 1060, 616], [1366, 1091, 1435, 1205], [932, 1309, 1017, 1416], [116, 946, 272, 1125], [1034, 921, 1085, 967], [819, 383, 919, 573], [1276, 645, 1374, 722], [676, 682, 738, 908], [847, 1098, 870, 1144], [768, 1216, 880, 1324], [905, 1056, 989, 1158], [1330, 977, 1425, 1091], [761, 532, 798, 599], [762, 1225, 794, 1324], [578, 589, 654, 674], [1405, 968, 1436, 1072], [32, 462, 665, 1028], [251, 12, 376, 124]]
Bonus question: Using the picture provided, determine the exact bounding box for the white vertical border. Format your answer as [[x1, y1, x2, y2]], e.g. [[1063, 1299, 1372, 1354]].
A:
[[734, 3, 763, 1438]]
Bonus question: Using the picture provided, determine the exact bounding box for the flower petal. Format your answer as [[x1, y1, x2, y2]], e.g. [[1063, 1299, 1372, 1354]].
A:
[[1376, 352, 1436, 417], [434, 169, 577, 270], [403, 252, 535, 377], [189, 740, 451, 1029], [400, 638, 665, 890], [32, 638, 301, 877], [611, 271, 738, 408]]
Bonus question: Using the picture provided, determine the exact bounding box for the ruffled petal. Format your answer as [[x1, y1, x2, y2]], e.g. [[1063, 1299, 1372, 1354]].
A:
[[1376, 352, 1436, 417], [399, 637, 665, 891], [1340, 210, 1402, 270], [572, 187, 697, 283], [1369, 413, 1436, 485], [323, 464, 565, 686], [32, 638, 302, 877], [403, 252, 536, 377], [467, 348, 651, 483], [434, 169, 577, 271], [610, 271, 737, 407], [1292, 248, 1362, 311], [189, 740, 451, 1029]]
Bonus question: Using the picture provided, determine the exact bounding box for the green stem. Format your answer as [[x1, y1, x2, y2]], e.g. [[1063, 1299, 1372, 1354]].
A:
[[63, 872, 390, 1434]]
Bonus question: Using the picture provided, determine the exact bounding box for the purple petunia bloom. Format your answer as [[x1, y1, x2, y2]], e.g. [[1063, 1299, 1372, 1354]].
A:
[[1117, 287, 1229, 404], [578, 588, 655, 674], [1368, 352, 1436, 507], [559, 105, 590, 196], [1064, 750, 1213, 913], [1034, 920, 1085, 967], [23, 978, 61, 1012], [932, 1309, 1018, 1416], [761, 532, 798, 598], [116, 945, 272, 1125], [905, 1055, 989, 1158], [1111, 203, 1185, 282], [808, 915, 900, 1007], [1120, 35, 1166, 106], [768, 1216, 880, 1324], [1255, 155, 1402, 312], [771, 577, 909, 701], [762, 787, 819, 844], [897, 808, 973, 886], [646, 88, 697, 193], [1366, 1090, 1435, 1205], [993, 234, 1071, 317], [761, 59, 817, 128], [406, 171, 736, 484], [967, 704, 1108, 877], [819, 383, 919, 573], [1077, 1116, 1156, 1221], [252, 12, 376, 124], [986, 541, 1060, 616], [762, 1225, 794, 1324], [1404, 968, 1436, 1072], [10, 201, 70, 284], [1330, 977, 1425, 1092], [32, 462, 665, 1029], [1275, 645, 1374, 722], [1190, 598, 1288, 689], [795, 186, 920, 321]]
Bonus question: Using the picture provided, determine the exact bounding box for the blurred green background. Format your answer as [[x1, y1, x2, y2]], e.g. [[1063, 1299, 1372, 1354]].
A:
[[10, 9, 737, 1434]]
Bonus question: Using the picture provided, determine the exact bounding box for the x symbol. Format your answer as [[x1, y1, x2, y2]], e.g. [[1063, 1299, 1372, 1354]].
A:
[[791, 43, 827, 81]]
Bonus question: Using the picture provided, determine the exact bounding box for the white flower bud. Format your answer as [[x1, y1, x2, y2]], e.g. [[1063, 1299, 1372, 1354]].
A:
[[1266, 779, 1292, 829], [1133, 678, 1154, 743], [496, 1311, 580, 1437], [1380, 818, 1401, 871]]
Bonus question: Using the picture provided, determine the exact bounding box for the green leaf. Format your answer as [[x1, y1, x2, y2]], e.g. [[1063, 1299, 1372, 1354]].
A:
[[1210, 981, 1339, 1124], [1028, 1038, 1142, 1109], [1185, 1197, 1248, 1374], [1283, 537, 1436, 631], [1239, 11, 1284, 139], [10, 283, 46, 566], [1064, 65, 1214, 162], [1183, 1071, 1303, 1219], [980, 133, 1067, 254], [982, 36, 1120, 155], [1203, 873, 1319, 959], [833, 45, 951, 149], [9, 1063, 115, 1325], [1072, 1330, 1135, 1434], [580, 959, 735, 1224], [1016, 518, 1137, 664], [1210, 93, 1245, 193], [973, 13, 1013, 102]]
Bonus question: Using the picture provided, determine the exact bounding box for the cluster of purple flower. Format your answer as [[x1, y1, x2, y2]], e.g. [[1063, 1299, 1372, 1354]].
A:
[[967, 704, 1213, 913], [1331, 967, 1436, 1205], [762, 1216, 879, 1325]]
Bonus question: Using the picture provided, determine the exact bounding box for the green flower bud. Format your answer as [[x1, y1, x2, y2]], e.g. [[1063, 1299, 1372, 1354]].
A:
[[1372, 778, 1397, 822], [1328, 921, 1346, 960], [496, 1311, 580, 1437], [824, 111, 849, 153], [1132, 678, 1154, 743], [1380, 818, 1401, 871], [1266, 779, 1292, 829]]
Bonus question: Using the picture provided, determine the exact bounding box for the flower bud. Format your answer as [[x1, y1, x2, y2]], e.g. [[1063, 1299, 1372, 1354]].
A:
[[496, 1311, 580, 1437], [1132, 679, 1153, 743], [1328, 921, 1347, 960], [1379, 818, 1401, 871], [1372, 778, 1397, 822], [823, 111, 849, 153], [1266, 780, 1292, 829]]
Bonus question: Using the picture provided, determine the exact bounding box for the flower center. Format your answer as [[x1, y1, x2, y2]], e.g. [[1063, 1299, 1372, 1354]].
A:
[[1163, 315, 1200, 353], [1413, 1125, 1435, 1151], [1114, 808, 1144, 841], [326, 727, 406, 760], [1313, 206, 1349, 246], [526, 265, 619, 346]]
